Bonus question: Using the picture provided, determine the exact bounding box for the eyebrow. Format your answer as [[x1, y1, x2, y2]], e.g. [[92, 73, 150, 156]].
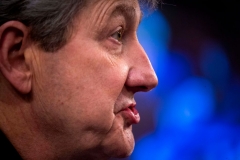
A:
[[111, 4, 143, 25]]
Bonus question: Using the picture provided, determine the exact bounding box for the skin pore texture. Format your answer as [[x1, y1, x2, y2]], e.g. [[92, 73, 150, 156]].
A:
[[0, 0, 158, 159]]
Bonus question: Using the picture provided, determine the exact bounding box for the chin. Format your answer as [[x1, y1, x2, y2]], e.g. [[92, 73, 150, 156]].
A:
[[100, 127, 136, 159], [114, 148, 134, 158], [113, 140, 135, 158], [106, 145, 134, 159]]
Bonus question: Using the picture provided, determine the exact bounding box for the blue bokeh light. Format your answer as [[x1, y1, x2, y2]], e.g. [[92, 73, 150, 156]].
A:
[[130, 7, 240, 160], [200, 41, 230, 88], [159, 77, 215, 129]]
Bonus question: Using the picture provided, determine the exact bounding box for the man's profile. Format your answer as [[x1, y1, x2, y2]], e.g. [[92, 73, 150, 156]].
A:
[[0, 0, 158, 159]]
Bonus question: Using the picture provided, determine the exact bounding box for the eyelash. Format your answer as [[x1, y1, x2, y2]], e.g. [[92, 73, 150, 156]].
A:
[[110, 26, 124, 43]]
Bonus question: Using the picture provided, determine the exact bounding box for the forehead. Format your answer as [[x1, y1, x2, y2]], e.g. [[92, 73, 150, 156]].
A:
[[83, 0, 141, 20], [87, 0, 140, 9], [68, 0, 142, 38]]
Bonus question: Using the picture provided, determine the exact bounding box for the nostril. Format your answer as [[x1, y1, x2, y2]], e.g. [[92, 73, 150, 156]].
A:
[[126, 86, 149, 93], [139, 86, 149, 92]]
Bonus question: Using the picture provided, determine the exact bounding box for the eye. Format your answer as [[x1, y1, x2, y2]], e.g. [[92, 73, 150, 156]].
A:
[[111, 27, 124, 42]]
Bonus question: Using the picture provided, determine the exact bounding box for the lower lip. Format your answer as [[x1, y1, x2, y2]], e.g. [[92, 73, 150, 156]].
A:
[[121, 107, 140, 124]]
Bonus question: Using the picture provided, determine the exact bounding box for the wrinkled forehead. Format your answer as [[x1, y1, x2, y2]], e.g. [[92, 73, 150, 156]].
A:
[[73, 0, 142, 30], [70, 0, 156, 31], [86, 0, 141, 13], [84, 0, 155, 14], [81, 0, 156, 21]]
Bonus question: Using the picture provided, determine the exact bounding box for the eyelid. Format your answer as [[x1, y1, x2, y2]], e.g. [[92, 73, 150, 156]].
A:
[[110, 26, 125, 43]]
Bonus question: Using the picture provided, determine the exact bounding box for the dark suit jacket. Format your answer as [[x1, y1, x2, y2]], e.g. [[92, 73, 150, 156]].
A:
[[0, 130, 22, 159]]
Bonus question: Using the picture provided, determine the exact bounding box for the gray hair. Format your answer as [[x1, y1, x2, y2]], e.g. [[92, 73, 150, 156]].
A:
[[0, 0, 158, 52]]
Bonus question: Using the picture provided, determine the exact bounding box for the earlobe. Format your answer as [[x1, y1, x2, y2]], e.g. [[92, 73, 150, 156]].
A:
[[0, 21, 32, 94]]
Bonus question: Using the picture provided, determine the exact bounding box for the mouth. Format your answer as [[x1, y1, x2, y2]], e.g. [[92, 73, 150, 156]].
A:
[[120, 104, 140, 125]]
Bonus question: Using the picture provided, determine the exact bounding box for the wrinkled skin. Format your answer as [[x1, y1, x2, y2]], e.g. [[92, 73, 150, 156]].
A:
[[5, 0, 158, 159]]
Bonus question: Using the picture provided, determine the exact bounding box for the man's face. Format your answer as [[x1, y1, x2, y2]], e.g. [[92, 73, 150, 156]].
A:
[[29, 0, 157, 159]]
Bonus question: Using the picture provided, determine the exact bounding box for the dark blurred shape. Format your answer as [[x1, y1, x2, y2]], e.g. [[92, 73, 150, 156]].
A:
[[162, 0, 240, 75]]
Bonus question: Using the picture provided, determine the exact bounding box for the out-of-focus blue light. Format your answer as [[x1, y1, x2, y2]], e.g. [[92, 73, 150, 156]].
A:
[[223, 79, 240, 122], [200, 41, 230, 88], [156, 52, 193, 95], [132, 121, 240, 160], [203, 124, 240, 160], [132, 77, 216, 159], [158, 77, 215, 129], [138, 10, 170, 45], [132, 5, 240, 160], [131, 133, 174, 160]]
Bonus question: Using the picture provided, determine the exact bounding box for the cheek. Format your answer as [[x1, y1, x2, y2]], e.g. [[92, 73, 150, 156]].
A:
[[65, 67, 127, 130], [35, 69, 121, 130], [32, 49, 129, 144]]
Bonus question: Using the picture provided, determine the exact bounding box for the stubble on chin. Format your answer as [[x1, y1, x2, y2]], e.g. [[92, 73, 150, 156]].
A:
[[100, 113, 135, 158]]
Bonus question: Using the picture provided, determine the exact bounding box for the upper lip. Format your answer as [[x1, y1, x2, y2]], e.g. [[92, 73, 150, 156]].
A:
[[114, 95, 137, 114], [119, 101, 136, 113]]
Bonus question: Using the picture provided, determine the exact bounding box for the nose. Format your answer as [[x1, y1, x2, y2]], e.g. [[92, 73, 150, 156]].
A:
[[125, 41, 158, 93]]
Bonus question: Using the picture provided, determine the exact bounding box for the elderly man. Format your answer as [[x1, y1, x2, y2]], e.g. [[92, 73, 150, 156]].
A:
[[0, 0, 158, 159]]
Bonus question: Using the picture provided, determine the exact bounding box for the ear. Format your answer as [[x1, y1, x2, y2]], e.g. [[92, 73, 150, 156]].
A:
[[0, 21, 32, 94]]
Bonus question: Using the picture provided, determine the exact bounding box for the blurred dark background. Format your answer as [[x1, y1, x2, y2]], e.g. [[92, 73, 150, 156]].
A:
[[111, 0, 240, 160], [165, 0, 240, 75]]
